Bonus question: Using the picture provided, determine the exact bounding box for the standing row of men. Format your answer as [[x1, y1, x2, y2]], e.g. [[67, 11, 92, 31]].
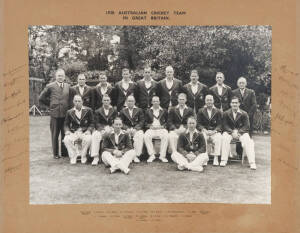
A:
[[39, 66, 257, 174]]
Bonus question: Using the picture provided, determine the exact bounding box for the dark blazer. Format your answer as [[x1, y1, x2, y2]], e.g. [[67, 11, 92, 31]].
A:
[[102, 131, 133, 154], [156, 78, 183, 109], [196, 107, 222, 132], [183, 82, 208, 112], [177, 131, 206, 156], [39, 82, 75, 118], [134, 79, 157, 109], [93, 83, 114, 110], [64, 107, 94, 133], [209, 84, 232, 111], [144, 107, 168, 130], [232, 88, 257, 117], [111, 81, 137, 111], [222, 109, 250, 135], [73, 85, 94, 108], [167, 106, 194, 131], [119, 107, 145, 131], [94, 106, 118, 131]]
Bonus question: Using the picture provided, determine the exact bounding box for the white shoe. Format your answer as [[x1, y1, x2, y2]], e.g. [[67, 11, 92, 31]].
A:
[[159, 157, 168, 163], [133, 157, 140, 163], [110, 165, 118, 173], [70, 157, 77, 164], [118, 163, 130, 175], [123, 168, 130, 175], [250, 163, 257, 170], [213, 157, 219, 166], [203, 161, 208, 166], [147, 155, 155, 163], [220, 161, 227, 167], [177, 164, 185, 171], [91, 157, 99, 166], [81, 157, 87, 164]]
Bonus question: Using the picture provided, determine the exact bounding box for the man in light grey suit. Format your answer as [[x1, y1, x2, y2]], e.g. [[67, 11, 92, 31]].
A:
[[39, 69, 75, 159]]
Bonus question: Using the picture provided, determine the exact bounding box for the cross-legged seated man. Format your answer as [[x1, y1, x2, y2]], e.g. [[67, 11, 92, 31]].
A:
[[63, 95, 94, 164], [168, 93, 194, 153], [221, 96, 257, 170], [90, 94, 118, 165], [119, 95, 145, 163], [144, 96, 169, 163], [197, 95, 222, 166], [101, 117, 136, 174], [171, 117, 209, 172]]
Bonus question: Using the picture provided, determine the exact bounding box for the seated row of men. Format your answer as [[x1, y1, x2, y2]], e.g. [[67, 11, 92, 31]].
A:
[[63, 92, 256, 175]]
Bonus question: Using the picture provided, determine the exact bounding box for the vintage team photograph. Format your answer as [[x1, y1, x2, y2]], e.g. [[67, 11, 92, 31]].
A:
[[29, 25, 271, 204]]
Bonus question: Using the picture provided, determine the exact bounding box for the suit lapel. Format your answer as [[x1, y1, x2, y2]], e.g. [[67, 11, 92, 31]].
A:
[[203, 108, 209, 120], [109, 133, 116, 146], [235, 112, 242, 122], [243, 88, 249, 100], [118, 133, 125, 145], [80, 108, 88, 121], [175, 108, 182, 120], [131, 108, 138, 119]]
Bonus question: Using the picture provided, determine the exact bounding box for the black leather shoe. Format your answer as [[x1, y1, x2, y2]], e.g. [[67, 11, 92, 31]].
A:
[[54, 155, 61, 159]]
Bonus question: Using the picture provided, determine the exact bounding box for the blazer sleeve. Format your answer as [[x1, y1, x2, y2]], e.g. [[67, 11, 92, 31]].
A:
[[249, 90, 257, 115], [39, 85, 51, 106], [119, 111, 129, 130], [87, 110, 94, 133], [195, 133, 207, 155], [110, 86, 118, 107], [64, 112, 71, 133], [196, 111, 205, 131], [161, 110, 168, 128], [167, 109, 176, 131], [122, 134, 133, 153], [215, 111, 222, 132], [144, 111, 152, 129], [222, 113, 233, 133], [102, 135, 114, 153], [68, 87, 76, 109], [239, 113, 250, 134], [177, 134, 188, 156], [135, 109, 145, 130]]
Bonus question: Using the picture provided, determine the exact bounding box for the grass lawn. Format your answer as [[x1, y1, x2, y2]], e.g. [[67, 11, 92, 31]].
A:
[[30, 116, 271, 204]]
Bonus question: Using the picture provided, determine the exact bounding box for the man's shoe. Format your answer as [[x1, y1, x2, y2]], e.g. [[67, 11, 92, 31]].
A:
[[213, 157, 219, 166], [220, 161, 227, 167], [91, 157, 99, 166], [250, 163, 257, 170], [159, 157, 168, 163], [123, 168, 130, 175], [70, 157, 77, 164], [133, 157, 140, 163], [203, 161, 208, 166], [81, 157, 87, 164], [147, 155, 155, 163]]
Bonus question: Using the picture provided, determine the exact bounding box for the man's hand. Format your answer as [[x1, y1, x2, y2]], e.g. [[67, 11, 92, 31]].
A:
[[65, 131, 71, 136], [186, 153, 196, 162], [232, 129, 239, 139], [113, 149, 123, 157]]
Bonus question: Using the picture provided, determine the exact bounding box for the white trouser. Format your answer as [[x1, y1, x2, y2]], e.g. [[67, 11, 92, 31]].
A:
[[171, 151, 209, 168], [168, 131, 179, 152], [202, 132, 222, 156], [64, 132, 92, 160], [101, 150, 136, 169], [221, 132, 255, 163], [144, 129, 169, 158], [132, 130, 144, 157], [90, 131, 102, 158]]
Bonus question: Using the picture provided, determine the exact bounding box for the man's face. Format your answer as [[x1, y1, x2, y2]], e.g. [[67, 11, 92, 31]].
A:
[[126, 97, 135, 108], [187, 119, 196, 131], [205, 96, 214, 107], [190, 72, 198, 83], [165, 68, 174, 79], [231, 99, 240, 111], [178, 95, 186, 106], [122, 70, 130, 80], [144, 68, 151, 79], [113, 120, 123, 131], [216, 74, 224, 85], [237, 79, 246, 89], [73, 96, 83, 109], [55, 70, 65, 83], [152, 97, 160, 108], [99, 73, 107, 83], [78, 75, 86, 86], [102, 96, 111, 106]]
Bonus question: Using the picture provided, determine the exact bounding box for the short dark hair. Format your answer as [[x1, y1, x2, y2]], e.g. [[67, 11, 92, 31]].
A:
[[231, 96, 240, 103], [187, 116, 197, 122], [113, 117, 123, 123]]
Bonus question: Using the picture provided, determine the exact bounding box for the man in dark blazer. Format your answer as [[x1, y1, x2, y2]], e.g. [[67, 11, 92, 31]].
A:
[[93, 71, 113, 110], [134, 66, 158, 110], [156, 66, 183, 109], [73, 73, 93, 108], [101, 117, 136, 174], [171, 116, 208, 172], [221, 96, 256, 169], [197, 95, 222, 166], [168, 93, 194, 153], [90, 94, 118, 165], [144, 96, 169, 163], [209, 72, 232, 112], [119, 95, 145, 163], [39, 68, 75, 159], [111, 68, 137, 111], [183, 69, 209, 113], [232, 77, 257, 134], [63, 95, 94, 164]]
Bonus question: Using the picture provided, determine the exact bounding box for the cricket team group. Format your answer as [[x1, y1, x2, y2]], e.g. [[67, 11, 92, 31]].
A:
[[39, 65, 257, 174]]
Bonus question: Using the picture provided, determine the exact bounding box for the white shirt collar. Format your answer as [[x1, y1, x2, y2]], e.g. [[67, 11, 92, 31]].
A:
[[77, 84, 86, 88], [73, 106, 85, 111], [189, 81, 200, 86], [232, 108, 242, 114], [113, 129, 124, 135], [143, 78, 153, 82], [127, 105, 137, 111], [176, 104, 188, 109], [57, 81, 64, 86], [185, 129, 198, 134], [216, 83, 226, 88], [204, 105, 216, 109]]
